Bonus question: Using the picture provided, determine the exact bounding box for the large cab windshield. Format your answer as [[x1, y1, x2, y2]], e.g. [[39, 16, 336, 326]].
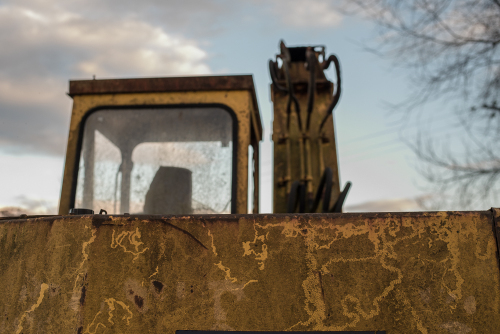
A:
[[74, 107, 234, 214]]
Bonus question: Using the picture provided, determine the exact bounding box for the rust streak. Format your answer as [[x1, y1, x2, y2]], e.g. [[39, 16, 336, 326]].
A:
[[163, 222, 208, 250]]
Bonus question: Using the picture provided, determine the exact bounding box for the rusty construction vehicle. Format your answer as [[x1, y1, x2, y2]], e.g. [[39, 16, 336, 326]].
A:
[[1, 41, 499, 334]]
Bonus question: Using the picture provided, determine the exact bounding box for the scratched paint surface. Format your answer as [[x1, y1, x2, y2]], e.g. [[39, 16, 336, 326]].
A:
[[0, 211, 499, 333]]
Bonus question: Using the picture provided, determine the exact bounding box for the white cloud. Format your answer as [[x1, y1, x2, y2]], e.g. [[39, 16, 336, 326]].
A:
[[0, 3, 212, 154], [0, 5, 211, 78], [345, 197, 423, 212], [0, 0, 344, 155], [0, 153, 62, 212]]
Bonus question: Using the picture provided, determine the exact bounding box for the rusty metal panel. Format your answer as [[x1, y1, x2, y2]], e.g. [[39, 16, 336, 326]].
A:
[[68, 75, 263, 141], [69, 75, 255, 96], [1, 211, 499, 333]]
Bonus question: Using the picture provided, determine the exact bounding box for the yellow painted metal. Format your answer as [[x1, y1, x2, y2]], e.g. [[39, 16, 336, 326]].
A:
[[272, 81, 341, 213], [1, 210, 499, 333], [59, 89, 260, 215]]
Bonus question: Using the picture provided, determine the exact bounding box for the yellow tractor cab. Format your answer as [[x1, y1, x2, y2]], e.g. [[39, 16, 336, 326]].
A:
[[60, 76, 262, 215]]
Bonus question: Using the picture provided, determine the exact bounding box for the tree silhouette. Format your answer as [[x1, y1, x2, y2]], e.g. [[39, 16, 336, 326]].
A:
[[344, 0, 500, 208]]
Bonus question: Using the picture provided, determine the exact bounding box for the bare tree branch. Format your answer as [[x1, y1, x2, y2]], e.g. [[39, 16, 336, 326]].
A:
[[342, 0, 500, 209]]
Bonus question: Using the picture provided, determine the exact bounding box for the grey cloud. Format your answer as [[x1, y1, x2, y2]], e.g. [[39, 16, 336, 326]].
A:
[[6, 0, 239, 38], [75, 0, 237, 36], [0, 6, 211, 80], [4, 0, 342, 38], [0, 0, 345, 155], [0, 96, 71, 155], [0, 3, 213, 155]]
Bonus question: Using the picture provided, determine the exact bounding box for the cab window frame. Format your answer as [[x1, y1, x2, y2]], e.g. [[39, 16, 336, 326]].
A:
[[70, 103, 239, 214]]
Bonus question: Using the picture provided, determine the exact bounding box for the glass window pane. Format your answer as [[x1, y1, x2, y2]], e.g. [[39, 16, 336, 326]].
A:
[[75, 107, 233, 214]]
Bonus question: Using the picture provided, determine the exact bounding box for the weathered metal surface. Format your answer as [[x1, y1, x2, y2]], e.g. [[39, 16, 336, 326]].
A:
[[271, 43, 341, 213], [491, 208, 500, 270], [68, 75, 263, 141], [69, 76, 255, 95], [1, 211, 499, 333], [60, 82, 261, 215]]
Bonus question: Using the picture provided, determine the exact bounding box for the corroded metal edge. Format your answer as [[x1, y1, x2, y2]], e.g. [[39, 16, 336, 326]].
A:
[[0, 214, 59, 221], [491, 208, 500, 271], [69, 75, 255, 96], [0, 210, 493, 223], [68, 75, 263, 137]]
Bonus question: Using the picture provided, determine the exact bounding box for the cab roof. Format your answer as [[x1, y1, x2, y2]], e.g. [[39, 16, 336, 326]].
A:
[[68, 75, 263, 139]]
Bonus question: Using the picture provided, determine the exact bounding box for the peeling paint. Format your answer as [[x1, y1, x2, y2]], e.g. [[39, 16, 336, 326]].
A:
[[84, 311, 106, 334], [215, 261, 238, 283], [125, 279, 148, 312], [419, 287, 431, 304], [148, 266, 159, 279], [105, 298, 133, 324], [208, 229, 218, 256], [208, 280, 248, 330], [441, 321, 472, 334], [176, 282, 185, 299], [463, 295, 476, 314], [15, 283, 49, 334], [395, 289, 428, 334], [74, 228, 96, 289], [242, 223, 268, 270], [84, 298, 133, 333], [111, 227, 149, 261], [71, 228, 94, 314]]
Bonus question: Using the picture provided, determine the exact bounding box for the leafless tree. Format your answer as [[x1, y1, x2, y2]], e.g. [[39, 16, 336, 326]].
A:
[[343, 0, 500, 209]]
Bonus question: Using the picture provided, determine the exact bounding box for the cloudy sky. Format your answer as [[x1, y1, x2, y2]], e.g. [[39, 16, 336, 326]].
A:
[[0, 0, 466, 214]]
